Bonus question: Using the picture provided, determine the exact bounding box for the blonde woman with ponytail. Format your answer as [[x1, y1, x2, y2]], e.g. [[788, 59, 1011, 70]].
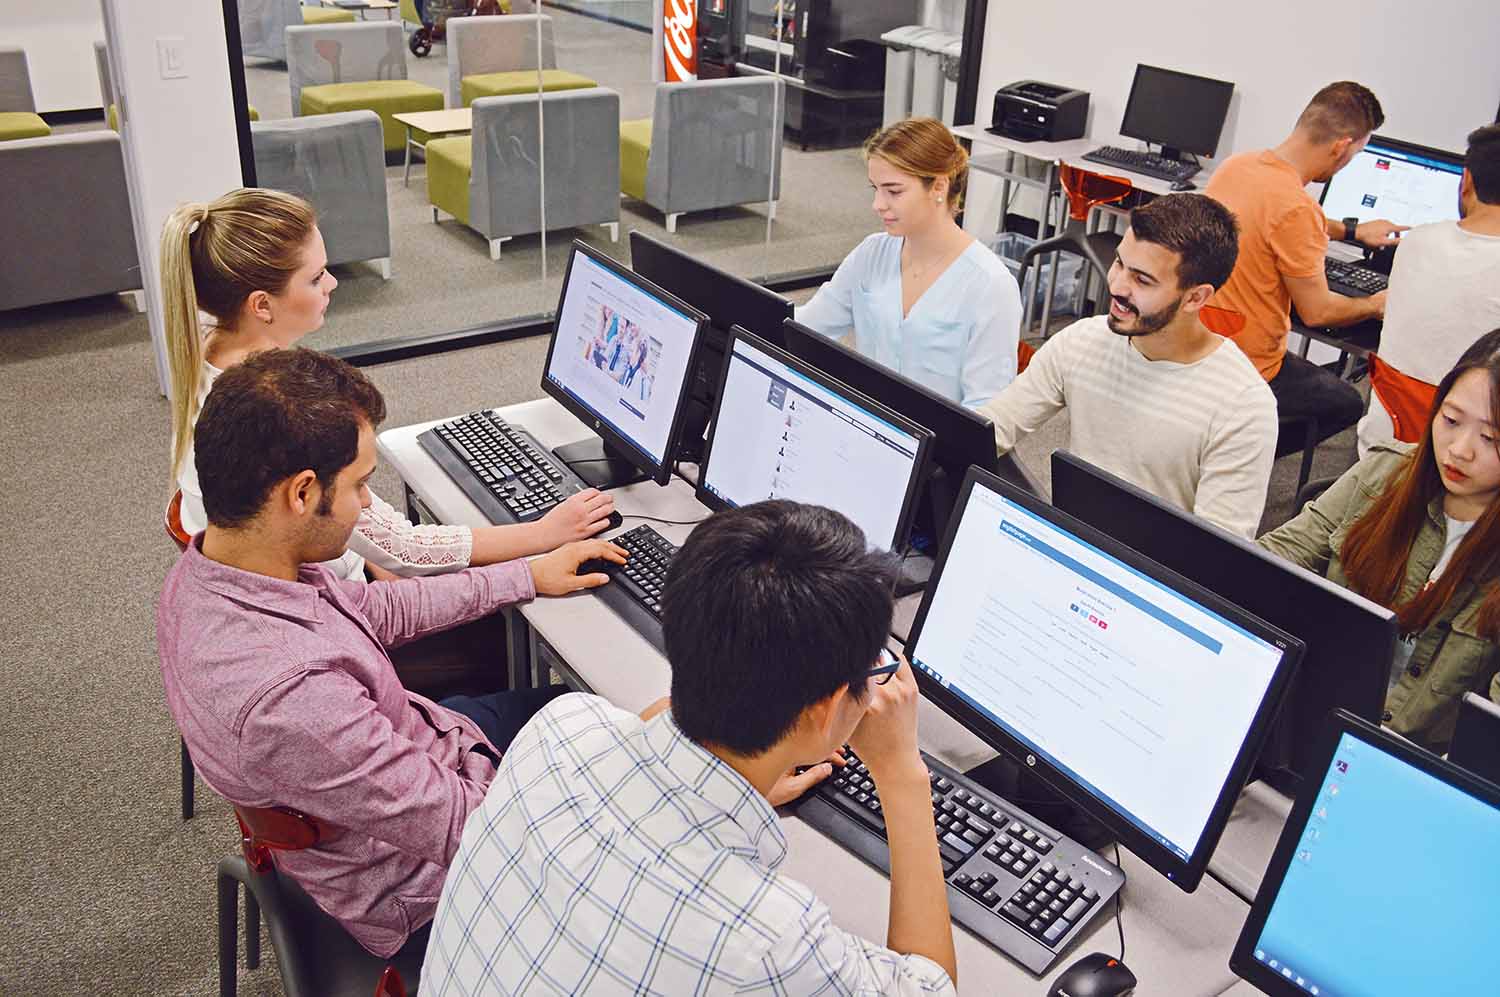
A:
[[164, 188, 614, 580], [795, 116, 1022, 409]]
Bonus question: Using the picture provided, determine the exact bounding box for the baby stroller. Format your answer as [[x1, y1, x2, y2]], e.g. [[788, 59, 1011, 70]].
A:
[[405, 0, 510, 57]]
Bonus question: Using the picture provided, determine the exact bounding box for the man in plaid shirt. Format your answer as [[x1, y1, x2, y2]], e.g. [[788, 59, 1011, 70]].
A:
[[423, 501, 959, 994]]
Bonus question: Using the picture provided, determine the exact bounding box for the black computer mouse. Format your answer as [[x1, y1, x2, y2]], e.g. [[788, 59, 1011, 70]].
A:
[[574, 556, 619, 578], [1170, 178, 1197, 192], [1048, 952, 1137, 997]]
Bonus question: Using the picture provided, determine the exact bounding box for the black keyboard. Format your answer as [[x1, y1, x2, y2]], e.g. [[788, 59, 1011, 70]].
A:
[[1080, 145, 1200, 183], [418, 410, 589, 525], [583, 524, 679, 653], [798, 747, 1125, 975], [1325, 257, 1388, 296]]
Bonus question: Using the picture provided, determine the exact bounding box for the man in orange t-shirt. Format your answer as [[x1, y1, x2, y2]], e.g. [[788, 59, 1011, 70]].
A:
[[1206, 82, 1403, 456]]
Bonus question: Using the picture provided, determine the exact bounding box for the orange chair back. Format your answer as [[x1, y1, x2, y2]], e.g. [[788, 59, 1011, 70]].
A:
[[1368, 354, 1438, 444], [1017, 340, 1036, 375], [1060, 164, 1133, 223], [1199, 304, 1246, 338], [233, 804, 339, 874], [165, 490, 191, 552]]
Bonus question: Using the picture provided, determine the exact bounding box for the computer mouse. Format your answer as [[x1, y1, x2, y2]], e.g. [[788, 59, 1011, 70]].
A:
[[574, 556, 619, 578], [1169, 178, 1197, 192], [1048, 952, 1137, 997]]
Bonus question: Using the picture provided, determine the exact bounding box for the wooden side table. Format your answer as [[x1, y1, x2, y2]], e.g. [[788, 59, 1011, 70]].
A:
[[391, 107, 473, 186]]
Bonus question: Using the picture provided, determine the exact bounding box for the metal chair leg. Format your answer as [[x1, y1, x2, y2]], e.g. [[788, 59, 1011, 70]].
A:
[[218, 869, 239, 997], [245, 889, 261, 969], [1296, 418, 1320, 495], [181, 738, 195, 821]]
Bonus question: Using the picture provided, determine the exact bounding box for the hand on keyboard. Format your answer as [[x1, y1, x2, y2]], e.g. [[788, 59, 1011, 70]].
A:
[[536, 487, 616, 548], [770, 751, 842, 807], [530, 538, 628, 595]]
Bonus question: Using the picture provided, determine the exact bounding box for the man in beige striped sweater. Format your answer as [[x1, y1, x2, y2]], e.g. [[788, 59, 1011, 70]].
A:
[[982, 194, 1277, 538]]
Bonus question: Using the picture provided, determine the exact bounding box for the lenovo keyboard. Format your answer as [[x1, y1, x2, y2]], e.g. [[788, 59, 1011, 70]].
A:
[[798, 747, 1124, 975], [418, 410, 587, 525], [1324, 257, 1388, 296], [1080, 145, 1200, 183]]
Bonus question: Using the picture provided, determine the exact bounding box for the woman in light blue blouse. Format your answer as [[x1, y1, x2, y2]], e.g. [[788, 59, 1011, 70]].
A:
[[796, 117, 1022, 409]]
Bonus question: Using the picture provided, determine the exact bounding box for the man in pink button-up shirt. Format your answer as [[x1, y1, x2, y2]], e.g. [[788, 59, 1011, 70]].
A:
[[158, 349, 624, 960]]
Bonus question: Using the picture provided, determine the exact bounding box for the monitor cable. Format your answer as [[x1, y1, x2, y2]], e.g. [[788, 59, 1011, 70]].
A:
[[1113, 844, 1126, 962], [616, 513, 709, 527]]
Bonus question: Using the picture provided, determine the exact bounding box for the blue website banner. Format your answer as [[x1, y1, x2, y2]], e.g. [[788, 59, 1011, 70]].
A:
[[999, 519, 1223, 654]]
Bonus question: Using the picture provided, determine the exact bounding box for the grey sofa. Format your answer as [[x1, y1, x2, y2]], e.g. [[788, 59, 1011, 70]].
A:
[[620, 76, 784, 233], [428, 87, 620, 259], [252, 109, 393, 277], [0, 131, 141, 311]]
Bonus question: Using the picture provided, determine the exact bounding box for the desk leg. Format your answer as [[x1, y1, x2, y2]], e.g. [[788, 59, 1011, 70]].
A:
[[505, 609, 534, 691], [403, 128, 413, 187], [997, 151, 1014, 236]]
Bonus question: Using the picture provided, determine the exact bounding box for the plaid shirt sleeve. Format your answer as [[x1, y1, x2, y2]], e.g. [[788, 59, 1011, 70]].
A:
[[736, 903, 957, 996]]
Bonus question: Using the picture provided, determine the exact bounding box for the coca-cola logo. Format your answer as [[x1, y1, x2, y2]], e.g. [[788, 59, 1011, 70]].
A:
[[663, 0, 697, 82]]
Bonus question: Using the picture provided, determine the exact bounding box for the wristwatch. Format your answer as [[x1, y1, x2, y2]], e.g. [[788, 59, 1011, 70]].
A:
[[1342, 216, 1358, 242]]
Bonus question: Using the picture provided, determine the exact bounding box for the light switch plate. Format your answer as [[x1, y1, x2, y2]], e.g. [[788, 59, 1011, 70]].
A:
[[157, 37, 188, 80]]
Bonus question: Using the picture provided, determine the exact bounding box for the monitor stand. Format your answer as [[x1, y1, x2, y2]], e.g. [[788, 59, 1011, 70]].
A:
[[552, 437, 648, 491], [1159, 145, 1188, 164], [965, 755, 1115, 852]]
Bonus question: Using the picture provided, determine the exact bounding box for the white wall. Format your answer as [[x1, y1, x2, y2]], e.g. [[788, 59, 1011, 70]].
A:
[[964, 0, 1500, 235], [2, 0, 107, 111], [100, 0, 244, 394]]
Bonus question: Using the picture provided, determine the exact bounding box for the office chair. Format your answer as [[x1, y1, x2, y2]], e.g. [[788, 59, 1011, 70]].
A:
[[164, 490, 197, 821], [1016, 164, 1133, 336], [1201, 305, 1323, 496], [1367, 353, 1437, 444], [219, 804, 415, 997]]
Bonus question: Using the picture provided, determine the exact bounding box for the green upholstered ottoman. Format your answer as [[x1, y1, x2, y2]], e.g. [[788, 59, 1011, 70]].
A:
[[618, 118, 651, 201], [0, 112, 50, 142], [301, 81, 444, 151], [425, 135, 472, 226], [460, 70, 597, 107], [302, 6, 357, 25]]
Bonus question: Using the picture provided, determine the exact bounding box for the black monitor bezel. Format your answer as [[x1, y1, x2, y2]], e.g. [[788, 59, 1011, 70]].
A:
[[780, 318, 1039, 495], [1049, 449, 1397, 792], [906, 465, 1304, 891], [628, 230, 794, 349], [1449, 692, 1500, 786], [1230, 708, 1500, 995], [1118, 63, 1235, 158], [1316, 133, 1466, 219], [540, 240, 708, 487], [696, 326, 934, 554]]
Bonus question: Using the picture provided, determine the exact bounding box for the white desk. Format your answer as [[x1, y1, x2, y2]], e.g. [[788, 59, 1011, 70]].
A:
[[952, 123, 1220, 200], [378, 397, 1258, 995]]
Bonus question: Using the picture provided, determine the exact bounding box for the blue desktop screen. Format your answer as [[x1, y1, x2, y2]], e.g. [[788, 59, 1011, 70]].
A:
[[1249, 732, 1500, 995]]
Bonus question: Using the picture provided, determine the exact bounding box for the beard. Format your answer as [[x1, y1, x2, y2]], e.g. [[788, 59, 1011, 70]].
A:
[[1106, 294, 1183, 337]]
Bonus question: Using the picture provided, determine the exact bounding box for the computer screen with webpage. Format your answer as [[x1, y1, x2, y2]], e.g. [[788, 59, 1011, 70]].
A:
[[544, 249, 701, 471], [1244, 730, 1500, 995], [1320, 138, 1464, 228], [908, 481, 1287, 862], [700, 333, 927, 552]]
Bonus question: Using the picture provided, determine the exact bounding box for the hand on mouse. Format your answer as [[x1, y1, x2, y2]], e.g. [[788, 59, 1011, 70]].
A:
[[529, 538, 627, 595], [537, 488, 616, 548]]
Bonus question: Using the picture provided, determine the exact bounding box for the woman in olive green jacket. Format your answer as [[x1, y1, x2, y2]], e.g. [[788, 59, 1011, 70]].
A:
[[1258, 329, 1500, 754]]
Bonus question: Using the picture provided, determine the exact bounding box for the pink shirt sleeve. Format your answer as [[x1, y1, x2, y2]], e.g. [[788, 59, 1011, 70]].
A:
[[343, 559, 536, 649]]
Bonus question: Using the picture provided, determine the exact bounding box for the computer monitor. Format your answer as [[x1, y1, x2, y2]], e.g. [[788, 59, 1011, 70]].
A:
[[629, 231, 794, 460], [1050, 450, 1398, 795], [541, 241, 708, 489], [1231, 709, 1500, 996], [1318, 134, 1465, 230], [781, 317, 1038, 537], [1449, 692, 1500, 786], [697, 327, 933, 553], [906, 466, 1302, 890], [1118, 64, 1234, 161]]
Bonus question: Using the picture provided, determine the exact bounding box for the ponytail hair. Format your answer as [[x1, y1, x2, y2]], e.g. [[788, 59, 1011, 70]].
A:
[[160, 188, 316, 481], [863, 116, 970, 216]]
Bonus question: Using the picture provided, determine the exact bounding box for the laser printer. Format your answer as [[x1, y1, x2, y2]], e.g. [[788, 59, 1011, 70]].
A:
[[989, 80, 1089, 142]]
